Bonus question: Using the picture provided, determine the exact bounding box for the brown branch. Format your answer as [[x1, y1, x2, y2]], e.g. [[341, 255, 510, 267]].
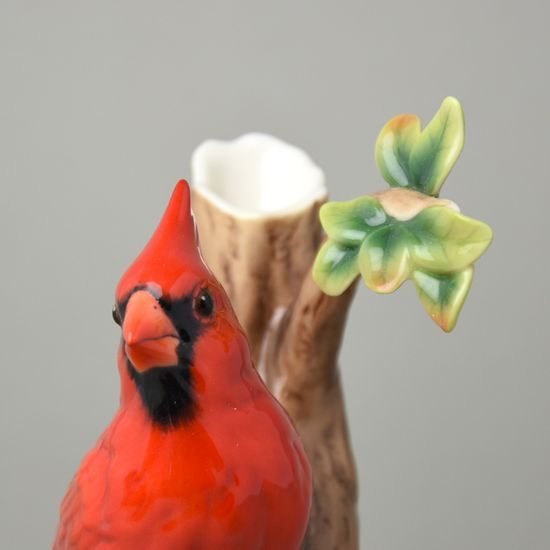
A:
[[264, 275, 359, 549]]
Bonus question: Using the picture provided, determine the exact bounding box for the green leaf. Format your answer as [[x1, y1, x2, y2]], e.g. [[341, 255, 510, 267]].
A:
[[409, 97, 465, 196], [406, 206, 493, 273], [375, 97, 465, 196], [375, 114, 421, 188], [319, 196, 387, 245], [413, 267, 473, 332], [312, 240, 360, 296], [358, 225, 410, 293]]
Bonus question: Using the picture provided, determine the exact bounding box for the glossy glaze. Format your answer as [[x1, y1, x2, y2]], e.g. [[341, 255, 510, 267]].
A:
[[54, 181, 312, 549]]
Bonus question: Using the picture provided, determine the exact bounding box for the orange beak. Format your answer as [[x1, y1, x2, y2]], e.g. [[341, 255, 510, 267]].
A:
[[122, 290, 179, 373]]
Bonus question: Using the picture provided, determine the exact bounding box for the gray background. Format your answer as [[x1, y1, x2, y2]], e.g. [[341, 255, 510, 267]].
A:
[[1, 1, 548, 548]]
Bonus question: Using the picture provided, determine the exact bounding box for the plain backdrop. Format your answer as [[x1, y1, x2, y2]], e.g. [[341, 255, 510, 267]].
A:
[[1, 1, 549, 548]]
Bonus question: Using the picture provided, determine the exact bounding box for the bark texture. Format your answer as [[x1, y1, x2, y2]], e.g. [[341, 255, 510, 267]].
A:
[[192, 189, 358, 550]]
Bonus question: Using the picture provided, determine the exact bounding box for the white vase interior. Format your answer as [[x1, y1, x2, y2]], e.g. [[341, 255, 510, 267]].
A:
[[191, 133, 327, 219]]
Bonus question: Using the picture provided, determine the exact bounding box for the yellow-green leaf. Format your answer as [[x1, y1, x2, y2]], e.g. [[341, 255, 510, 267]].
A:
[[375, 114, 421, 188], [409, 97, 465, 196], [413, 267, 473, 332], [358, 225, 410, 293], [375, 97, 465, 196], [319, 196, 387, 245], [312, 240, 360, 296], [407, 206, 493, 273]]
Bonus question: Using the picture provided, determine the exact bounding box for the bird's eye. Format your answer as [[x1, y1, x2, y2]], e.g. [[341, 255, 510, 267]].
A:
[[112, 304, 122, 326], [193, 288, 214, 319]]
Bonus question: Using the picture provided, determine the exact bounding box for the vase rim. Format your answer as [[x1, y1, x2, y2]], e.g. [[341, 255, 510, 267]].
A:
[[191, 132, 327, 220]]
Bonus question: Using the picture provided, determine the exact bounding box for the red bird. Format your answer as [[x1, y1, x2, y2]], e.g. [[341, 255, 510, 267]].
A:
[[54, 180, 311, 549]]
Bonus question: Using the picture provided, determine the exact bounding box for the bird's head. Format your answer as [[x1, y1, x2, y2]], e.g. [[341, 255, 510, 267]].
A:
[[114, 180, 249, 428]]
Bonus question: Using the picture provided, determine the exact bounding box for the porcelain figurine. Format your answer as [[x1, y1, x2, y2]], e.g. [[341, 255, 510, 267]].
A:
[[53, 181, 312, 549], [55, 97, 492, 550]]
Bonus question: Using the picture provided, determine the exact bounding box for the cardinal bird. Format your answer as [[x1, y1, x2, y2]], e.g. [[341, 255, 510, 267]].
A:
[[53, 180, 311, 549]]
